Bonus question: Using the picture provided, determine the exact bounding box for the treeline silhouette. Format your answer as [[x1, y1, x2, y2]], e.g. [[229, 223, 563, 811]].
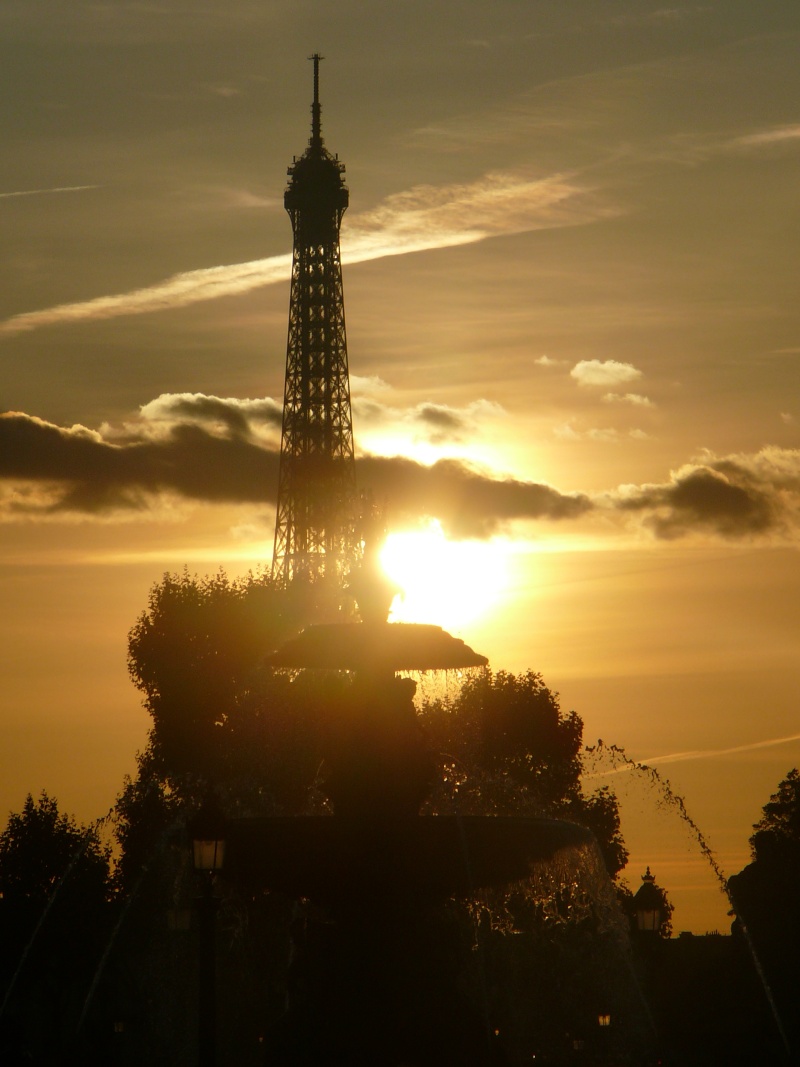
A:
[[0, 568, 795, 1063]]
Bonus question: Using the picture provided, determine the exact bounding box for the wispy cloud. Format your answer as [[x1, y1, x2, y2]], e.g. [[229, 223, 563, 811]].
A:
[[733, 124, 800, 149], [0, 169, 615, 335], [592, 733, 800, 775], [553, 422, 649, 444], [0, 256, 293, 335], [603, 392, 653, 407], [0, 184, 100, 200], [644, 733, 800, 766]]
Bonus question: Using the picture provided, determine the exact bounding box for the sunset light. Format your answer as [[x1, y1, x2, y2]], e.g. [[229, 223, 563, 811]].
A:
[[2, 3, 799, 962], [380, 520, 510, 631]]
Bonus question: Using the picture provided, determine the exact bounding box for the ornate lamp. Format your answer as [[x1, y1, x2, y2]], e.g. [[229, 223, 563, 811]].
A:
[[633, 866, 664, 934], [191, 798, 226, 874]]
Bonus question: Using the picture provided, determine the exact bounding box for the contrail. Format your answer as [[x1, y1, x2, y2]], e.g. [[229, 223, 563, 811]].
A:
[[0, 184, 100, 200], [587, 733, 800, 777], [0, 170, 615, 334]]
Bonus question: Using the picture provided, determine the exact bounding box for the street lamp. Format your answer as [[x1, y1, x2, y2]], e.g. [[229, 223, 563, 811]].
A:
[[633, 867, 664, 934], [191, 797, 225, 1067], [192, 795, 227, 874]]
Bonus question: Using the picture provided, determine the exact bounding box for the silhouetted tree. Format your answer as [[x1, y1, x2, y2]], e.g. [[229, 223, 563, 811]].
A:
[[749, 766, 800, 863], [414, 669, 636, 1062], [728, 768, 800, 1057], [111, 756, 183, 896], [127, 575, 627, 871], [118, 568, 633, 1065], [128, 569, 287, 778], [126, 569, 346, 815], [0, 790, 109, 913], [0, 792, 111, 1062], [420, 669, 628, 878]]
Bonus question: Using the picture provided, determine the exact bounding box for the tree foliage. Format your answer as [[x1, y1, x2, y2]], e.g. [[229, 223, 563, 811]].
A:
[[420, 669, 628, 878], [128, 569, 291, 777], [728, 768, 800, 1055], [124, 570, 628, 877], [48, 566, 637, 1063], [0, 793, 112, 1061], [126, 568, 342, 802], [749, 765, 800, 863], [0, 790, 109, 909]]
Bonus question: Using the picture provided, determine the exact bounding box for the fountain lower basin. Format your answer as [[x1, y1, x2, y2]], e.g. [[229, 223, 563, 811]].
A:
[[224, 814, 592, 908]]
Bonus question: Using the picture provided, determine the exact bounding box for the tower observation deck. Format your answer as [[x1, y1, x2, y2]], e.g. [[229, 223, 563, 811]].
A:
[[272, 55, 359, 587]]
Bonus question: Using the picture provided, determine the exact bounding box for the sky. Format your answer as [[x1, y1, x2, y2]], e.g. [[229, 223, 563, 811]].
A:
[[1, 0, 799, 934]]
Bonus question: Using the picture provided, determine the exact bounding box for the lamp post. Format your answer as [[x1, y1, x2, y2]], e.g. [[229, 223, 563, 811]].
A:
[[633, 867, 664, 935], [192, 800, 226, 1067]]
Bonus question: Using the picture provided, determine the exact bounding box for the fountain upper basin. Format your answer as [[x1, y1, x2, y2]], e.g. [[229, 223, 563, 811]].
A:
[[266, 621, 488, 672], [224, 814, 593, 907]]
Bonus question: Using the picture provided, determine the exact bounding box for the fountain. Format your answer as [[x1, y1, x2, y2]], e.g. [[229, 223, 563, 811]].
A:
[[222, 565, 594, 1066], [584, 740, 793, 1061]]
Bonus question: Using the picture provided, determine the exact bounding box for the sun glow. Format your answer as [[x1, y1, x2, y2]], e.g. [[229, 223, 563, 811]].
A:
[[380, 520, 511, 633]]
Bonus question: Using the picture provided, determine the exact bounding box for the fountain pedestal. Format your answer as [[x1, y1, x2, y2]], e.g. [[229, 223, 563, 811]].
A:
[[224, 621, 591, 1065]]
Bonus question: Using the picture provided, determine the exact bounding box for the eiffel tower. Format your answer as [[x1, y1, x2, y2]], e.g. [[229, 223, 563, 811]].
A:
[[272, 55, 359, 588]]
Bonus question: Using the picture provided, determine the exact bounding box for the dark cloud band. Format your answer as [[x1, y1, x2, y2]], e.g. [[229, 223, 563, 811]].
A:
[[2, 407, 797, 543], [0, 410, 588, 534], [613, 452, 799, 540]]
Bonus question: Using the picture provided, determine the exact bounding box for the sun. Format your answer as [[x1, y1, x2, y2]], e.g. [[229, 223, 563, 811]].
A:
[[379, 520, 510, 632]]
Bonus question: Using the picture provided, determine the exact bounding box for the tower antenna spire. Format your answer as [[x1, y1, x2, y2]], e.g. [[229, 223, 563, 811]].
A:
[[309, 52, 323, 147]]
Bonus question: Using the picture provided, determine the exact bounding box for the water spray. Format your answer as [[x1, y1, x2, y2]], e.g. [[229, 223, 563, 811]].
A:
[[583, 739, 793, 1061]]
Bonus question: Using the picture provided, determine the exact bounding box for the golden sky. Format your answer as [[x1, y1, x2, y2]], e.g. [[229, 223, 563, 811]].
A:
[[1, 1, 799, 933]]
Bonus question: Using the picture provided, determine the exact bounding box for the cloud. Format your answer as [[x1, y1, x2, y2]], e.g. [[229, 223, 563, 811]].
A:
[[733, 124, 800, 149], [553, 421, 646, 443], [0, 256, 294, 335], [612, 447, 800, 540], [571, 360, 643, 388], [602, 392, 653, 407], [641, 733, 800, 767], [0, 184, 99, 200], [2, 404, 797, 545], [0, 405, 589, 535], [592, 733, 800, 776], [209, 84, 241, 99], [216, 188, 282, 210], [358, 455, 591, 538], [0, 410, 278, 516], [413, 404, 468, 440], [0, 169, 615, 335], [137, 393, 283, 439], [350, 374, 392, 396], [354, 396, 505, 445], [345, 169, 605, 253], [535, 355, 566, 367]]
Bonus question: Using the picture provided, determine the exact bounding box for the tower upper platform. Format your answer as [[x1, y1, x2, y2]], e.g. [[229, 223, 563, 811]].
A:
[[284, 54, 349, 223]]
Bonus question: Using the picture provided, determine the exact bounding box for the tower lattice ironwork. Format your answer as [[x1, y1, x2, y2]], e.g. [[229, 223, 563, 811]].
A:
[[272, 55, 359, 587]]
